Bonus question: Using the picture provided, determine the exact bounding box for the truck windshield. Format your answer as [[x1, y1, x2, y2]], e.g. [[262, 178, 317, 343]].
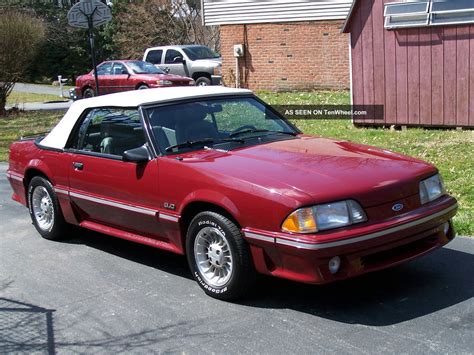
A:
[[182, 46, 220, 60]]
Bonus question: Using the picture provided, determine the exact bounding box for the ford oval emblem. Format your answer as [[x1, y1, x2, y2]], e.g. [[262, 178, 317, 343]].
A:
[[392, 203, 404, 212]]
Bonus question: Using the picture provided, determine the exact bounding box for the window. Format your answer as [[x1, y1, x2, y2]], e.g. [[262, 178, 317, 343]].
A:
[[182, 46, 220, 60], [96, 62, 113, 75], [145, 49, 163, 64], [72, 108, 146, 157], [112, 63, 128, 75], [165, 49, 184, 64], [384, 0, 474, 29], [146, 97, 296, 154], [128, 61, 165, 74]]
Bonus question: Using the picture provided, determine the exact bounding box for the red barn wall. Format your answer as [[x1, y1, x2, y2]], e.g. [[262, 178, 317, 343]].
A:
[[220, 21, 350, 91], [349, 0, 474, 127]]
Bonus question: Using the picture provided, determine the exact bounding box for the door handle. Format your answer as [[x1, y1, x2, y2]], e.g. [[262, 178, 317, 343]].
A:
[[73, 162, 84, 170]]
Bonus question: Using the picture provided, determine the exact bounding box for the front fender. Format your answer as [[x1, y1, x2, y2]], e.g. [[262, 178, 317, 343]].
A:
[[179, 189, 242, 222]]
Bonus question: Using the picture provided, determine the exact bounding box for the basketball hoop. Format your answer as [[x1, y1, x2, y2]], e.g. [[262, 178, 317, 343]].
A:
[[67, 0, 112, 96]]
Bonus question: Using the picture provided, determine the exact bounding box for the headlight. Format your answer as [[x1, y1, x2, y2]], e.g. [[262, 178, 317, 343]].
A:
[[281, 200, 367, 234], [420, 174, 445, 204], [157, 80, 173, 86], [213, 65, 221, 75]]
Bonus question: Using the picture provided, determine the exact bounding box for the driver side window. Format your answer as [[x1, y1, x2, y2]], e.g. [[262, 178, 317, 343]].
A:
[[165, 49, 183, 64], [72, 108, 146, 158]]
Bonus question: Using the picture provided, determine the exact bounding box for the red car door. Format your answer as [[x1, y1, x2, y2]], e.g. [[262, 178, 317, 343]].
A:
[[109, 62, 135, 93], [66, 107, 163, 239], [95, 62, 114, 95]]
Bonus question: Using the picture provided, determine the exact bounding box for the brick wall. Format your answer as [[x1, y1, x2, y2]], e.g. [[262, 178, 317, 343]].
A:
[[220, 21, 350, 91]]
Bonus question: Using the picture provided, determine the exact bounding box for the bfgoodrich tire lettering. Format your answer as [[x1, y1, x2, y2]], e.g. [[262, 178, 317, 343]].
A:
[[186, 211, 256, 300], [28, 176, 69, 241]]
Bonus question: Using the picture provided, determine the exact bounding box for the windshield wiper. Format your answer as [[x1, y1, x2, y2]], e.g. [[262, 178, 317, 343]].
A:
[[165, 138, 244, 152], [228, 129, 298, 138]]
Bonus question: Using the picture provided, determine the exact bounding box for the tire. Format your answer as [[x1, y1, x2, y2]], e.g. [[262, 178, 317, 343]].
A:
[[83, 87, 95, 98], [195, 76, 211, 86], [186, 211, 256, 300], [28, 176, 68, 241], [137, 84, 149, 90]]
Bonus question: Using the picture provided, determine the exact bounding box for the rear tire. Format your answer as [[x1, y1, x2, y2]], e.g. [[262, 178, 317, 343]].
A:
[[186, 211, 256, 300], [195, 77, 211, 86], [83, 87, 95, 98], [28, 176, 69, 241], [137, 84, 149, 90]]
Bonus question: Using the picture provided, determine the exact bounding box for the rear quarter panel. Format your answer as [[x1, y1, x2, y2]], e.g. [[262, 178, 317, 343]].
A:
[[8, 140, 70, 208]]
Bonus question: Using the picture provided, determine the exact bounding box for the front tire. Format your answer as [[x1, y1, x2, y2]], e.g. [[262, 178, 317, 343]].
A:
[[83, 87, 95, 98], [28, 176, 68, 240], [137, 84, 149, 90], [195, 76, 211, 86], [186, 211, 256, 300]]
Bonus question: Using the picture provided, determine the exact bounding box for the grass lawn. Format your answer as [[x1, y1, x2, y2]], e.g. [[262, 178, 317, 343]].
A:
[[7, 92, 66, 105], [1, 90, 472, 235]]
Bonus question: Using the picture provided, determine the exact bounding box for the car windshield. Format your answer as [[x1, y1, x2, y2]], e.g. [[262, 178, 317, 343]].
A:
[[128, 61, 165, 74], [146, 97, 299, 154], [182, 46, 220, 60]]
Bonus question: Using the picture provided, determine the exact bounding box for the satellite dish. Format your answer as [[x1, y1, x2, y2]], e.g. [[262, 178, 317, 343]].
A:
[[67, 0, 112, 29]]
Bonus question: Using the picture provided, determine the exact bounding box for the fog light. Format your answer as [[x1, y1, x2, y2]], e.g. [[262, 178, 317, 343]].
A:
[[328, 256, 341, 274], [443, 221, 450, 235]]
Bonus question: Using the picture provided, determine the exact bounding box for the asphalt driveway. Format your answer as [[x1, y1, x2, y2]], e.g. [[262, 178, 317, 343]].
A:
[[0, 163, 473, 354]]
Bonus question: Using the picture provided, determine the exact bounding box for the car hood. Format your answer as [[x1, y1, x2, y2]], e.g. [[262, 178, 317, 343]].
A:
[[178, 136, 436, 207], [192, 58, 221, 66]]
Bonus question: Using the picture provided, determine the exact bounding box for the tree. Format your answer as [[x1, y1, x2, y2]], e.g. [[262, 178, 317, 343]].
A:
[[107, 0, 219, 59], [0, 10, 45, 115]]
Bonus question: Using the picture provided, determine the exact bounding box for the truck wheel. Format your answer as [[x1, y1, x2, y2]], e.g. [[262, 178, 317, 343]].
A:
[[28, 176, 68, 241], [83, 87, 95, 98], [186, 211, 256, 300], [195, 77, 211, 86]]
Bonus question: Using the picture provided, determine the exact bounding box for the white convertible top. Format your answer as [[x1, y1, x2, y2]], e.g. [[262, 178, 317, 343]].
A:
[[40, 86, 252, 149]]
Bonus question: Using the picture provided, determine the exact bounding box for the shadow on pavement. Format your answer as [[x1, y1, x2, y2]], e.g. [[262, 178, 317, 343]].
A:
[[62, 230, 473, 326], [63, 229, 193, 281], [0, 297, 55, 354], [242, 247, 474, 326]]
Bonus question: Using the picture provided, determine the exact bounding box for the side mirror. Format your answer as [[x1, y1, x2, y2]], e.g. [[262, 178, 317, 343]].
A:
[[121, 69, 129, 75], [122, 145, 150, 163]]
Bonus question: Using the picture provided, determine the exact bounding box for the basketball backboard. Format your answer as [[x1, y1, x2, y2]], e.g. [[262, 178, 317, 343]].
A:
[[67, 0, 112, 29]]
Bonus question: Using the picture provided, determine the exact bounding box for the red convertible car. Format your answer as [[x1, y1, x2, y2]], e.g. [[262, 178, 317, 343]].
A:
[[7, 87, 457, 300], [74, 60, 194, 99]]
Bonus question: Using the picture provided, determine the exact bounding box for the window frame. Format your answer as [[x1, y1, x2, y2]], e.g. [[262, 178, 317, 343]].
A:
[[384, 0, 474, 29], [65, 106, 157, 161]]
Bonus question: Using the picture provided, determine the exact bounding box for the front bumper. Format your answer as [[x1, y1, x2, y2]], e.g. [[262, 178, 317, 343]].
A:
[[211, 75, 221, 85], [243, 196, 458, 284]]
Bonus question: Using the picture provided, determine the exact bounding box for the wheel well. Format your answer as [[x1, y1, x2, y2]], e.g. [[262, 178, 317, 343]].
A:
[[23, 168, 49, 206], [82, 86, 93, 95], [136, 82, 148, 89], [179, 201, 240, 249], [192, 72, 211, 81]]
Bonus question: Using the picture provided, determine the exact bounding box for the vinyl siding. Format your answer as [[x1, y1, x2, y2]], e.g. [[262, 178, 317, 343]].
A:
[[202, 0, 353, 25]]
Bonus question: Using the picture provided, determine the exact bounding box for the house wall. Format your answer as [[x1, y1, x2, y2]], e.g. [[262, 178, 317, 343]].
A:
[[348, 0, 474, 127], [220, 21, 350, 91], [203, 0, 353, 25]]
